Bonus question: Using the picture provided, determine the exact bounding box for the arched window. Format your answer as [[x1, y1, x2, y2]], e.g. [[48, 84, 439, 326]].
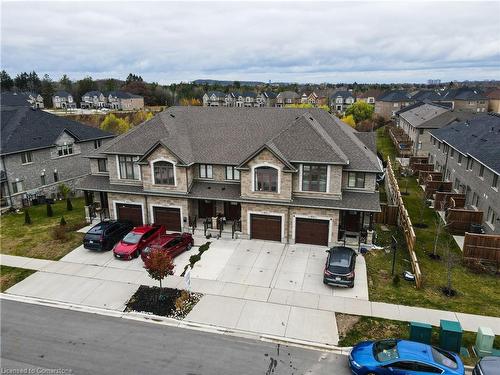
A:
[[254, 166, 278, 192], [154, 161, 174, 185]]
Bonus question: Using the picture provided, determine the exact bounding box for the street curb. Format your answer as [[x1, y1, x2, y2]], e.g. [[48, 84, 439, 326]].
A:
[[0, 293, 348, 354]]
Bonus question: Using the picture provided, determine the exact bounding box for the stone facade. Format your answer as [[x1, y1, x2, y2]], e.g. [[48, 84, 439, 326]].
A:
[[452, 99, 488, 113], [341, 171, 377, 192], [240, 202, 289, 242], [292, 164, 342, 199], [289, 206, 340, 246], [142, 146, 188, 193]]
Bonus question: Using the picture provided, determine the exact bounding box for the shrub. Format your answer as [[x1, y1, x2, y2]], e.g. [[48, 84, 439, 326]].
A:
[[189, 254, 201, 266], [24, 209, 32, 225], [66, 198, 73, 211], [46, 204, 53, 217], [60, 216, 67, 226], [58, 183, 71, 199], [51, 226, 67, 241]]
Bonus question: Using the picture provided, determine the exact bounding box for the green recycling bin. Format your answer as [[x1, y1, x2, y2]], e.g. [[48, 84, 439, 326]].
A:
[[409, 321, 432, 344], [439, 320, 462, 353]]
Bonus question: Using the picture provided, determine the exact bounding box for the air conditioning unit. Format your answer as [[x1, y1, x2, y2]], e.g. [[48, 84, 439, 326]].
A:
[[474, 326, 495, 357]]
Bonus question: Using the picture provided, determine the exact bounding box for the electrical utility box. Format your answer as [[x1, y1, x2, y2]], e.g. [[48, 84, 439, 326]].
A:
[[439, 320, 463, 353], [409, 321, 432, 344], [474, 326, 495, 357]]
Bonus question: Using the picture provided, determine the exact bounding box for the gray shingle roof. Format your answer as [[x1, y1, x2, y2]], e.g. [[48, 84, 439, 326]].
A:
[[1, 92, 31, 107], [53, 90, 72, 98], [330, 90, 355, 100], [430, 113, 500, 174], [411, 90, 443, 101], [399, 102, 450, 128], [292, 191, 381, 212], [441, 88, 487, 101], [276, 91, 299, 100], [378, 90, 411, 102], [97, 107, 381, 172], [1, 106, 114, 155], [108, 91, 142, 99]]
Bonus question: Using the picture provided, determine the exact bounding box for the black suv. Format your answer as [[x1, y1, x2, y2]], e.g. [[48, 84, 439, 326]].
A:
[[323, 246, 357, 288], [83, 221, 134, 251]]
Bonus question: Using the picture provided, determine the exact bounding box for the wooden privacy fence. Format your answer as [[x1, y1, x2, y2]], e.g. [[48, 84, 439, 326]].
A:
[[386, 159, 422, 288], [447, 209, 483, 235], [424, 181, 453, 198], [388, 127, 413, 157], [434, 192, 466, 211], [463, 233, 500, 272], [374, 203, 399, 225], [412, 163, 433, 176], [409, 156, 429, 166], [418, 171, 442, 185]]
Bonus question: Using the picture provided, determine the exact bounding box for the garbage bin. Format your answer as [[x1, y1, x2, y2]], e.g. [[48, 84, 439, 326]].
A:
[[439, 320, 462, 353], [409, 321, 432, 344]]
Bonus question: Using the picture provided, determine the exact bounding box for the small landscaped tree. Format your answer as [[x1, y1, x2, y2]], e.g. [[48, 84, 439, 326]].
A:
[[66, 198, 73, 211], [46, 203, 53, 217], [24, 209, 32, 225], [143, 248, 174, 302], [60, 216, 67, 226]]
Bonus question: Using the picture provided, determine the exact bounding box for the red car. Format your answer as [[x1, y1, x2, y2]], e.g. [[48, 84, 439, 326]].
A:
[[141, 233, 194, 262], [113, 225, 165, 260]]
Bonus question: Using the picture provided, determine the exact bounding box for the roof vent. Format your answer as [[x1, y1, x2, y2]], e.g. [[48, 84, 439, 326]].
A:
[[465, 120, 470, 126], [170, 113, 175, 118], [221, 187, 226, 191], [207, 186, 211, 190]]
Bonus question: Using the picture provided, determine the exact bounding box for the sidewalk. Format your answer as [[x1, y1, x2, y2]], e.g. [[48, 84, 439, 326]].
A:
[[2, 253, 499, 338]]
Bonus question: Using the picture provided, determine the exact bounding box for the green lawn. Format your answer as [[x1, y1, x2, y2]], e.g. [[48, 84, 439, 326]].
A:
[[337, 314, 500, 366], [0, 198, 86, 260], [0, 265, 35, 292], [376, 126, 397, 161], [370, 127, 500, 317]]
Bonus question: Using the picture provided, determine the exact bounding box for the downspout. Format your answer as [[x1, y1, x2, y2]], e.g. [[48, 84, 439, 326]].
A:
[[144, 195, 149, 224], [1, 155, 13, 207], [443, 142, 450, 181]]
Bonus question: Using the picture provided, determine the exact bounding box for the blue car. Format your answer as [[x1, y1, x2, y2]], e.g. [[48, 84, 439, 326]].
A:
[[348, 339, 464, 375]]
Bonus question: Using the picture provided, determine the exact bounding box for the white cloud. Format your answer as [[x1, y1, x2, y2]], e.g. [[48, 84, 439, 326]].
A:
[[1, 1, 499, 83]]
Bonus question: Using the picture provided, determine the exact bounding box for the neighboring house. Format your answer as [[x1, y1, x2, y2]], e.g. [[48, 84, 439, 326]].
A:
[[2, 91, 44, 109], [410, 90, 445, 103], [25, 92, 44, 109], [428, 113, 500, 234], [374, 90, 411, 119], [52, 90, 76, 109], [235, 92, 258, 107], [301, 91, 328, 107], [396, 101, 473, 156], [202, 91, 226, 106], [257, 92, 277, 107], [356, 89, 382, 106], [81, 91, 107, 109], [440, 88, 488, 113], [78, 107, 382, 246], [486, 89, 500, 113], [330, 91, 356, 113], [0, 101, 114, 208], [275, 91, 300, 107], [107, 91, 144, 110]]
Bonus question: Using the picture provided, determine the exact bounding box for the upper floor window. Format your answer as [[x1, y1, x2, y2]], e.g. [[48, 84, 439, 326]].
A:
[[471, 192, 480, 208], [53, 170, 59, 182], [487, 207, 497, 227], [225, 166, 240, 181], [97, 158, 108, 173], [11, 180, 23, 194], [255, 166, 278, 192], [58, 144, 73, 157], [450, 148, 454, 157], [493, 174, 498, 189], [118, 155, 140, 180], [466, 157, 474, 171], [21, 151, 32, 164], [154, 161, 175, 185], [302, 165, 327, 192], [479, 165, 485, 178], [347, 172, 365, 189], [94, 139, 102, 149], [40, 174, 46, 186], [199, 164, 213, 179], [458, 154, 462, 164]]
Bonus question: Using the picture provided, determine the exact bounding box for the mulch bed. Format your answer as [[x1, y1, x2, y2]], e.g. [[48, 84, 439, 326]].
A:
[[125, 285, 202, 318]]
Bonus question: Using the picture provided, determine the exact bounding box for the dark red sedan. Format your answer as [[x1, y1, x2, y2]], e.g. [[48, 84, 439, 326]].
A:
[[141, 232, 194, 262], [113, 225, 165, 260]]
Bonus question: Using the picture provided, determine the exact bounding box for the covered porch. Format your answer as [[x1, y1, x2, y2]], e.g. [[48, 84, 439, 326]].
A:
[[337, 210, 375, 245]]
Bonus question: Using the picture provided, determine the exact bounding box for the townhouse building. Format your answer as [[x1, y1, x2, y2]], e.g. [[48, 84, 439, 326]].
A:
[[330, 91, 356, 114], [428, 113, 500, 234], [440, 88, 488, 113], [486, 89, 500, 113], [374, 90, 412, 120], [79, 107, 382, 246], [108, 91, 145, 110], [0, 99, 114, 207], [81, 91, 107, 109], [396, 101, 473, 156], [356, 89, 382, 106], [275, 91, 300, 107]]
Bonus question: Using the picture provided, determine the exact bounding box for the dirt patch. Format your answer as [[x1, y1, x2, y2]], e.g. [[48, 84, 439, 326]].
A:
[[336, 313, 361, 340], [125, 285, 202, 318]]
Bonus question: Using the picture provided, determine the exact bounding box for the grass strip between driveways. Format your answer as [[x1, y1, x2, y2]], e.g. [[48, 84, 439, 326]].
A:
[[337, 313, 500, 367], [370, 127, 500, 317], [0, 265, 36, 292], [0, 197, 86, 260]]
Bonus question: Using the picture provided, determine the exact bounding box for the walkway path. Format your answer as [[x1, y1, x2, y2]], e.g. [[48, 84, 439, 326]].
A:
[[2, 253, 499, 338]]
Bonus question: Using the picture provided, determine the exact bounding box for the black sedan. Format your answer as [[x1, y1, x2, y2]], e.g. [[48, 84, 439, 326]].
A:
[[323, 246, 357, 288], [83, 220, 134, 251]]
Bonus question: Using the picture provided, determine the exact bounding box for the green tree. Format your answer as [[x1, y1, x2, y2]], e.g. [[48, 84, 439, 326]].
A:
[[100, 113, 131, 134], [77, 76, 96, 101], [345, 101, 375, 124], [1, 70, 14, 91], [27, 71, 41, 92], [59, 74, 72, 91], [14, 72, 29, 91], [60, 216, 67, 226], [40, 74, 55, 108], [284, 103, 330, 111]]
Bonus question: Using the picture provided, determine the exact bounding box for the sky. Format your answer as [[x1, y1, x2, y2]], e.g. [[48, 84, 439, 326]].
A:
[[1, 1, 500, 84]]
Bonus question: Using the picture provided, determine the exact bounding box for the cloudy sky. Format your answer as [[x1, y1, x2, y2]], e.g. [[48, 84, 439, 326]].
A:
[[1, 1, 500, 84]]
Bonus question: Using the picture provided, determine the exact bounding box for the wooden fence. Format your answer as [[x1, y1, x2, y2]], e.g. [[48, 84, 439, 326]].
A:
[[447, 209, 484, 235], [434, 192, 466, 211], [388, 127, 413, 157], [418, 171, 442, 185], [409, 156, 429, 169], [386, 159, 422, 288], [463, 233, 500, 271], [412, 163, 433, 176], [374, 203, 399, 225], [424, 181, 453, 198]]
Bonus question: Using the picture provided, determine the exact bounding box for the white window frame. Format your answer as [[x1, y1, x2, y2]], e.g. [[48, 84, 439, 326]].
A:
[[116, 155, 141, 181], [21, 151, 33, 164], [225, 166, 240, 181], [251, 163, 281, 194], [299, 164, 330, 193], [150, 158, 177, 186]]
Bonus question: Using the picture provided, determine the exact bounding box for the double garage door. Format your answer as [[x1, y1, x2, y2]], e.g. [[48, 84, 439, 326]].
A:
[[250, 215, 330, 246], [115, 204, 181, 231]]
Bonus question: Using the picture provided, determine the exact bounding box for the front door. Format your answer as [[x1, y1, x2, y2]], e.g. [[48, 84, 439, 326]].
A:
[[345, 211, 360, 232], [224, 202, 241, 220], [198, 200, 215, 218]]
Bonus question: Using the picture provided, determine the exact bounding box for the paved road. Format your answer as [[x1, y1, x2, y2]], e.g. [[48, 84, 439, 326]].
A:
[[1, 300, 351, 375]]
